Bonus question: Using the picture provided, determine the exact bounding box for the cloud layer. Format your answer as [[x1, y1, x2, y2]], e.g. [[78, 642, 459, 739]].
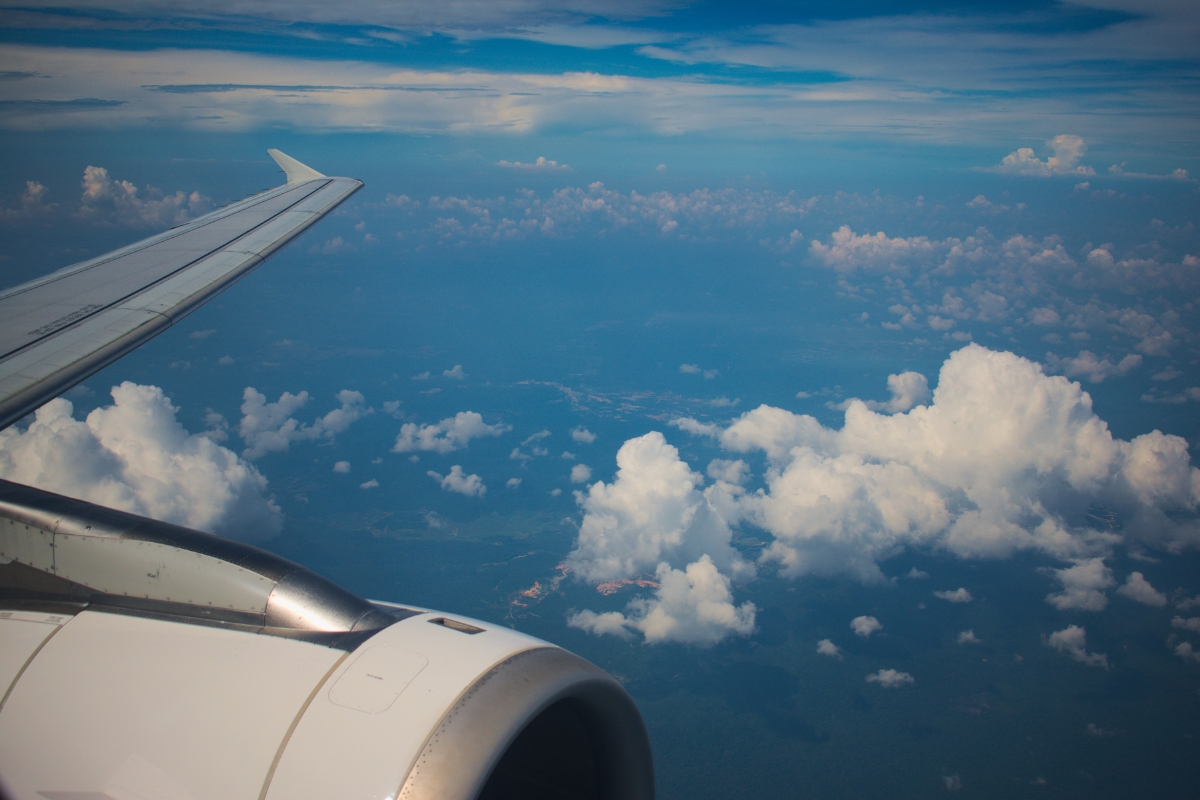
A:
[[365, 185, 1196, 389], [567, 345, 1200, 645], [2, 0, 1197, 149]]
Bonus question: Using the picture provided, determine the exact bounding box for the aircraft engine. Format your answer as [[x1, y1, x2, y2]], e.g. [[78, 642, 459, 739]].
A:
[[0, 479, 654, 800]]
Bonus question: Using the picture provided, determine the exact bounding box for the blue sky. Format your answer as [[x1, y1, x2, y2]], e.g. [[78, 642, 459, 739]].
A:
[[2, 4, 1200, 795], [0, 0, 1196, 173]]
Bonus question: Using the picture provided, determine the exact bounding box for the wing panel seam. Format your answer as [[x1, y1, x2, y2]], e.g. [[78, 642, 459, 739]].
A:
[[0, 184, 325, 358], [0, 180, 351, 364], [0, 181, 322, 301]]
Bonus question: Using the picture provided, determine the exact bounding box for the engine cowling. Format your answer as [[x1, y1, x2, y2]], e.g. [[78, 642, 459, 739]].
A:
[[0, 480, 654, 799]]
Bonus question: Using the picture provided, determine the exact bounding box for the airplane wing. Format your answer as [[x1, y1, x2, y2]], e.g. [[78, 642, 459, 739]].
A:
[[0, 150, 361, 431], [0, 152, 654, 799]]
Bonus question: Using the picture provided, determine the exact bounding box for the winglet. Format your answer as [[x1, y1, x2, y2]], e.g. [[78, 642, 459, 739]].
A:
[[268, 149, 326, 184]]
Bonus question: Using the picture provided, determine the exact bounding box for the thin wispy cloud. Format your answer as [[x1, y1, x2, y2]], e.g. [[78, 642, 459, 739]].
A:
[[497, 156, 569, 171], [2, 29, 1195, 148]]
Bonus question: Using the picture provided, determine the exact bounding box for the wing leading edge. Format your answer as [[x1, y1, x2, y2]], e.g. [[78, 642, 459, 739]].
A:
[[0, 151, 361, 430]]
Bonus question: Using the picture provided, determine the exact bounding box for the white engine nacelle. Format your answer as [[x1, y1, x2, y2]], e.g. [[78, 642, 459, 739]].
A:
[[0, 480, 654, 800]]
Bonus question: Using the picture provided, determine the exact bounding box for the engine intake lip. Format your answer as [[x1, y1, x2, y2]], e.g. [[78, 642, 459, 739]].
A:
[[398, 646, 654, 800]]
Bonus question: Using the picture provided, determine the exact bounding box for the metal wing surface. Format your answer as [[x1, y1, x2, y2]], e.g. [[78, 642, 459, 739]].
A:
[[0, 150, 362, 430]]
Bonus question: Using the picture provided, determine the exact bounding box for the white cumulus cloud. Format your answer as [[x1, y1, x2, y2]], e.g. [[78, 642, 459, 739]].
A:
[[851, 615, 882, 637], [570, 463, 593, 483], [565, 432, 756, 646], [239, 388, 369, 460], [0, 385, 280, 542], [991, 135, 1096, 177], [571, 426, 596, 444], [1, 179, 55, 221], [817, 639, 843, 659], [832, 371, 932, 413], [427, 465, 486, 497], [79, 165, 212, 228], [392, 411, 510, 454], [809, 225, 937, 274], [706, 458, 749, 484], [1046, 624, 1108, 668], [1177, 595, 1200, 611], [566, 431, 751, 583], [866, 372, 931, 413], [934, 588, 973, 603], [1046, 559, 1115, 611], [566, 609, 632, 639], [569, 344, 1200, 646], [567, 555, 756, 645], [866, 669, 914, 688], [1044, 351, 1142, 383], [671, 345, 1200, 583], [957, 629, 981, 645], [1174, 642, 1200, 664], [1116, 571, 1167, 606]]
